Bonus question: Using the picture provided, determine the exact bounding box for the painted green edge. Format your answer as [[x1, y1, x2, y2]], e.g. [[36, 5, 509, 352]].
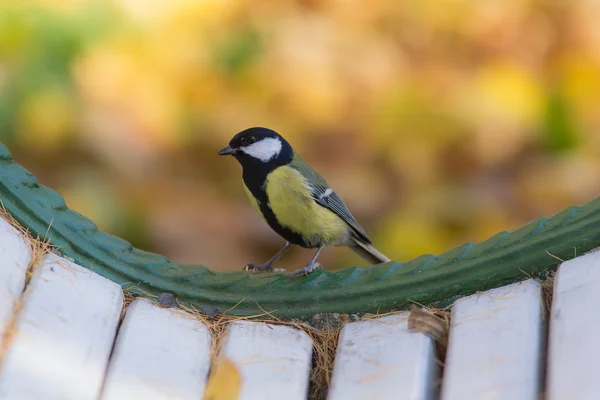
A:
[[1, 141, 598, 318]]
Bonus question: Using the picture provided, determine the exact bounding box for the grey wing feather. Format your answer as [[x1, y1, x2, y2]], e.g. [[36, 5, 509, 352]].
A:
[[290, 153, 371, 243], [312, 186, 371, 243]]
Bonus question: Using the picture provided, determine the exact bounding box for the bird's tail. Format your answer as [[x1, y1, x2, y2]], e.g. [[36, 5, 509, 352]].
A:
[[350, 237, 391, 265]]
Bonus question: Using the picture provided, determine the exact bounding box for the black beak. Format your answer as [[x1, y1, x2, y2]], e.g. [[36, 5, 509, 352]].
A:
[[218, 146, 237, 156]]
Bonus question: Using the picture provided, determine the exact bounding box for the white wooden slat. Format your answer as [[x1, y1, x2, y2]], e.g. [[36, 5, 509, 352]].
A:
[[0, 254, 123, 400], [221, 321, 313, 400], [0, 217, 32, 339], [547, 250, 600, 400], [101, 299, 212, 400], [440, 279, 544, 400], [328, 313, 438, 400]]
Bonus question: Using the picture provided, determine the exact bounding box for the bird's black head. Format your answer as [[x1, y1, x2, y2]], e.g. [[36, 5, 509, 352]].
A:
[[218, 127, 293, 168]]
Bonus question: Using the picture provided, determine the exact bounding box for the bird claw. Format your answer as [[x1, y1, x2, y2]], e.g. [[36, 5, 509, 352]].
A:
[[293, 262, 323, 277], [243, 263, 285, 273], [243, 263, 272, 273]]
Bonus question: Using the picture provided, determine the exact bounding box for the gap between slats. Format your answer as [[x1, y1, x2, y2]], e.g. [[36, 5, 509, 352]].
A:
[[168, 303, 346, 400]]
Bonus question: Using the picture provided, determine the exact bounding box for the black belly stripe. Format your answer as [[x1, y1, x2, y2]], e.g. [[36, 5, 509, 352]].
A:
[[259, 201, 311, 248], [242, 162, 312, 248]]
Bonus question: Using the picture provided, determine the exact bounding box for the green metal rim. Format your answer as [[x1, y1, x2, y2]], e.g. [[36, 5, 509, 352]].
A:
[[0, 142, 597, 318]]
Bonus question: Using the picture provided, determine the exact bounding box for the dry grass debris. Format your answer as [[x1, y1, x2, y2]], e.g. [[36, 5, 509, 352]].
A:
[[540, 272, 555, 315], [408, 303, 451, 366], [408, 304, 450, 346]]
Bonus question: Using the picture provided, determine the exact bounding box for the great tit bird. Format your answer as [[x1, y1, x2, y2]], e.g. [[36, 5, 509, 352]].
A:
[[219, 127, 391, 276]]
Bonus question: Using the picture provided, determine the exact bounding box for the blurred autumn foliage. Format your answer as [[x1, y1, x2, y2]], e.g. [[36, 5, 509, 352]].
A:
[[1, 0, 600, 271]]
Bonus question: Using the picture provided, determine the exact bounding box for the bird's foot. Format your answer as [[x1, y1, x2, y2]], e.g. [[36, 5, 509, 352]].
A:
[[243, 263, 285, 273], [293, 262, 323, 277]]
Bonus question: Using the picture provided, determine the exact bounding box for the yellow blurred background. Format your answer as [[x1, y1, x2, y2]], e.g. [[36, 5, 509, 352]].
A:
[[1, 0, 599, 271]]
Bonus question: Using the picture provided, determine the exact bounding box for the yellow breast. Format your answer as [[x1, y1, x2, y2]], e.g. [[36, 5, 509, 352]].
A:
[[264, 166, 349, 246]]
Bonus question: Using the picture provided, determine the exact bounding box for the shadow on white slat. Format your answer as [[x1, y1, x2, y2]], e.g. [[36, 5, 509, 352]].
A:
[[328, 313, 438, 400], [0, 217, 32, 340], [547, 250, 600, 400], [441, 279, 544, 400], [102, 299, 212, 400], [221, 321, 313, 400], [0, 254, 123, 400]]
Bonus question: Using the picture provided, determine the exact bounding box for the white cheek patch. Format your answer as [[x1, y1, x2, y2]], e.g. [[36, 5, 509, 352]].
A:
[[241, 138, 283, 162]]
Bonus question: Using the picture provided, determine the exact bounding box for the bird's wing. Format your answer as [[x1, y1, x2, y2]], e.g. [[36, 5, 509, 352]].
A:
[[312, 185, 372, 243], [290, 153, 372, 244]]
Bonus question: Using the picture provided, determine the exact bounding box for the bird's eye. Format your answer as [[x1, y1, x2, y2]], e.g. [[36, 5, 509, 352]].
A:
[[241, 138, 248, 146], [247, 136, 256, 145]]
